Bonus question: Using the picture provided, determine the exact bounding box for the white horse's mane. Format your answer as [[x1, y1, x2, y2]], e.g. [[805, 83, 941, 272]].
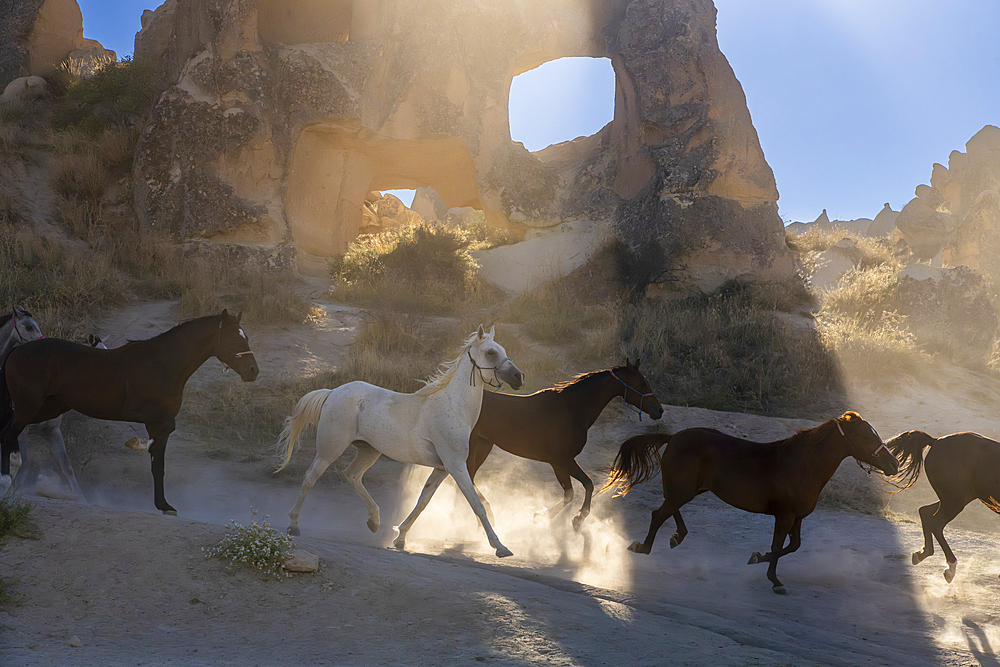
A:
[[415, 330, 486, 396]]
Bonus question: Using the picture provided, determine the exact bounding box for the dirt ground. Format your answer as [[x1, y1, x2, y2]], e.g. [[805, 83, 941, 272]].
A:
[[2, 298, 999, 666]]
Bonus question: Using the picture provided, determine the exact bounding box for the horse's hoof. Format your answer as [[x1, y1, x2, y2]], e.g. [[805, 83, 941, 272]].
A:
[[912, 552, 922, 566], [772, 585, 787, 595], [627, 541, 648, 554], [366, 516, 379, 533], [393, 538, 406, 550], [287, 525, 300, 537], [748, 552, 762, 565], [125, 437, 149, 452], [495, 546, 513, 558], [532, 511, 545, 524], [944, 563, 956, 583], [162, 509, 177, 516], [669, 535, 680, 549], [572, 515, 584, 532]]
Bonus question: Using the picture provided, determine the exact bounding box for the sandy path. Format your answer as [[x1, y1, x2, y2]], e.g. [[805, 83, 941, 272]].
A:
[[4, 299, 1000, 665]]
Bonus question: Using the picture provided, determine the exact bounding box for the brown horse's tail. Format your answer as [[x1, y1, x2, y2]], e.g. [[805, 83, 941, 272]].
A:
[[600, 432, 670, 497], [981, 497, 1000, 514], [884, 430, 936, 491]]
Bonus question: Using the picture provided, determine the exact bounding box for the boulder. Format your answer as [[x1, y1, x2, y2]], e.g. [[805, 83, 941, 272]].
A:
[[64, 44, 116, 79], [132, 0, 793, 288], [896, 197, 957, 262], [0, 75, 47, 101], [283, 548, 320, 573], [471, 219, 609, 295], [0, 0, 113, 89], [807, 238, 861, 289]]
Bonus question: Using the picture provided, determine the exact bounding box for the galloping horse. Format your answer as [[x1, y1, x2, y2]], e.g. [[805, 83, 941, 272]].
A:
[[886, 430, 1000, 582], [1, 309, 108, 500], [392, 360, 663, 549], [0, 310, 258, 514], [275, 326, 524, 557], [603, 411, 899, 593]]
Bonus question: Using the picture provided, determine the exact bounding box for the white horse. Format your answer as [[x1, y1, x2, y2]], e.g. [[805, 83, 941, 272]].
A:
[[1, 306, 105, 501], [275, 325, 524, 557]]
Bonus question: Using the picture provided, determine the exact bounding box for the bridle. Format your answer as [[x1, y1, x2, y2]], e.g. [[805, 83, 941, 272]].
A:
[[467, 348, 510, 389], [10, 312, 41, 345], [217, 318, 255, 373], [836, 420, 893, 475], [610, 369, 656, 421]]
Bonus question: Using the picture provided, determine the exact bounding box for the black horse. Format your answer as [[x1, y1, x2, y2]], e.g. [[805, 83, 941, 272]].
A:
[[887, 430, 1000, 583], [0, 310, 258, 514]]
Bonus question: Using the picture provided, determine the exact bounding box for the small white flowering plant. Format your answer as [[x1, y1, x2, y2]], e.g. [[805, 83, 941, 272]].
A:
[[204, 507, 295, 577]]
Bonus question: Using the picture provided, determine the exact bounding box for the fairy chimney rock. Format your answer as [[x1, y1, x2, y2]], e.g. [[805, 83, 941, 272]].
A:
[[131, 0, 793, 289]]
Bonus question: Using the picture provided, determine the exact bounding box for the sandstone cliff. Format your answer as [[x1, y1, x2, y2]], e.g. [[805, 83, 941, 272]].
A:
[[132, 0, 794, 288]]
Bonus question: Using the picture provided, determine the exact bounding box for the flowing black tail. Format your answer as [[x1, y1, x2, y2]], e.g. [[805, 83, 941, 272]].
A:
[[884, 430, 935, 490], [600, 432, 670, 497]]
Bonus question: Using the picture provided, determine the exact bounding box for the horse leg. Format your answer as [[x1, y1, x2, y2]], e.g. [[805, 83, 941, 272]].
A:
[[145, 418, 176, 515], [912, 502, 939, 565], [286, 455, 336, 537], [341, 443, 382, 533], [670, 510, 688, 548], [0, 415, 30, 495], [533, 465, 573, 524], [444, 456, 512, 558], [749, 516, 803, 563], [752, 515, 795, 594], [467, 437, 495, 526], [564, 461, 595, 532], [393, 467, 448, 550], [628, 499, 682, 555], [35, 418, 86, 502], [928, 501, 965, 583]]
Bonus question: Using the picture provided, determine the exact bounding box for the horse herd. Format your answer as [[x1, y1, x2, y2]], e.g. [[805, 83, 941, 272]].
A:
[[1, 307, 998, 594]]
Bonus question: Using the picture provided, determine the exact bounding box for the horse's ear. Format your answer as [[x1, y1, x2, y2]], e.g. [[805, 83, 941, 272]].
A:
[[221, 308, 230, 319], [635, 358, 642, 369], [477, 324, 485, 340], [488, 325, 495, 338], [625, 357, 633, 369], [841, 411, 858, 421], [236, 311, 243, 323]]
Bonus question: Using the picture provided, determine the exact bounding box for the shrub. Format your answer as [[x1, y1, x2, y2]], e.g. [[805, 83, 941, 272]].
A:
[[621, 280, 842, 416], [0, 490, 31, 539], [53, 57, 159, 134], [204, 508, 295, 577], [786, 228, 903, 270], [53, 151, 112, 203], [328, 224, 501, 314]]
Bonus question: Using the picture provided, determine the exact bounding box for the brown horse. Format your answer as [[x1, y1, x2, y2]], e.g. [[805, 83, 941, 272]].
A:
[[0, 310, 258, 514], [391, 360, 663, 548], [886, 430, 1000, 583], [603, 411, 899, 594]]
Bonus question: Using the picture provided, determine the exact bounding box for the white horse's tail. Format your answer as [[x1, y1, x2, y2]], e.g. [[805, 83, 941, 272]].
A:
[[274, 389, 332, 472]]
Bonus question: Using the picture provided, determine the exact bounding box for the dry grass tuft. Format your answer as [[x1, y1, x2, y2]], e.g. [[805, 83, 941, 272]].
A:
[[53, 151, 112, 203]]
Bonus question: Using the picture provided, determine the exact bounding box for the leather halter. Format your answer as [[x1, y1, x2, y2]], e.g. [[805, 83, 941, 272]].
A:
[[217, 318, 255, 373], [610, 369, 656, 421], [467, 348, 510, 389], [837, 419, 892, 474]]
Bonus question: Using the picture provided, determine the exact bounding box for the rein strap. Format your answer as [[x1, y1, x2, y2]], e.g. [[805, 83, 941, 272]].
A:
[[610, 369, 655, 421]]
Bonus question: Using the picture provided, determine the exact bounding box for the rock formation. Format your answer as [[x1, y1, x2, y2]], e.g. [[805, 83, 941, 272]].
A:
[[0, 0, 114, 89], [131, 0, 794, 288]]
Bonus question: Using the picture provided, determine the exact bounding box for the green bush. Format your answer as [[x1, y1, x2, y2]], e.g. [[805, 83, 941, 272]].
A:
[[0, 490, 31, 539], [53, 57, 159, 134]]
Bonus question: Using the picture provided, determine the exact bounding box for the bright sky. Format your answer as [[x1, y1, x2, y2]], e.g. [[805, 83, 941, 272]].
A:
[[80, 1, 999, 223]]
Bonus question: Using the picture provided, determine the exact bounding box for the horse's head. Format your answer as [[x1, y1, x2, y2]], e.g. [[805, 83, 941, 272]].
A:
[[8, 305, 44, 345], [215, 310, 259, 382], [612, 358, 663, 420], [836, 411, 899, 476], [469, 325, 524, 390]]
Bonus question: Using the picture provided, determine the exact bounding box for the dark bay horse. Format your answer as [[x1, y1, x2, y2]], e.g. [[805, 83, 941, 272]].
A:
[[886, 430, 1000, 583], [392, 360, 663, 548], [0, 310, 258, 514], [603, 411, 899, 594]]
